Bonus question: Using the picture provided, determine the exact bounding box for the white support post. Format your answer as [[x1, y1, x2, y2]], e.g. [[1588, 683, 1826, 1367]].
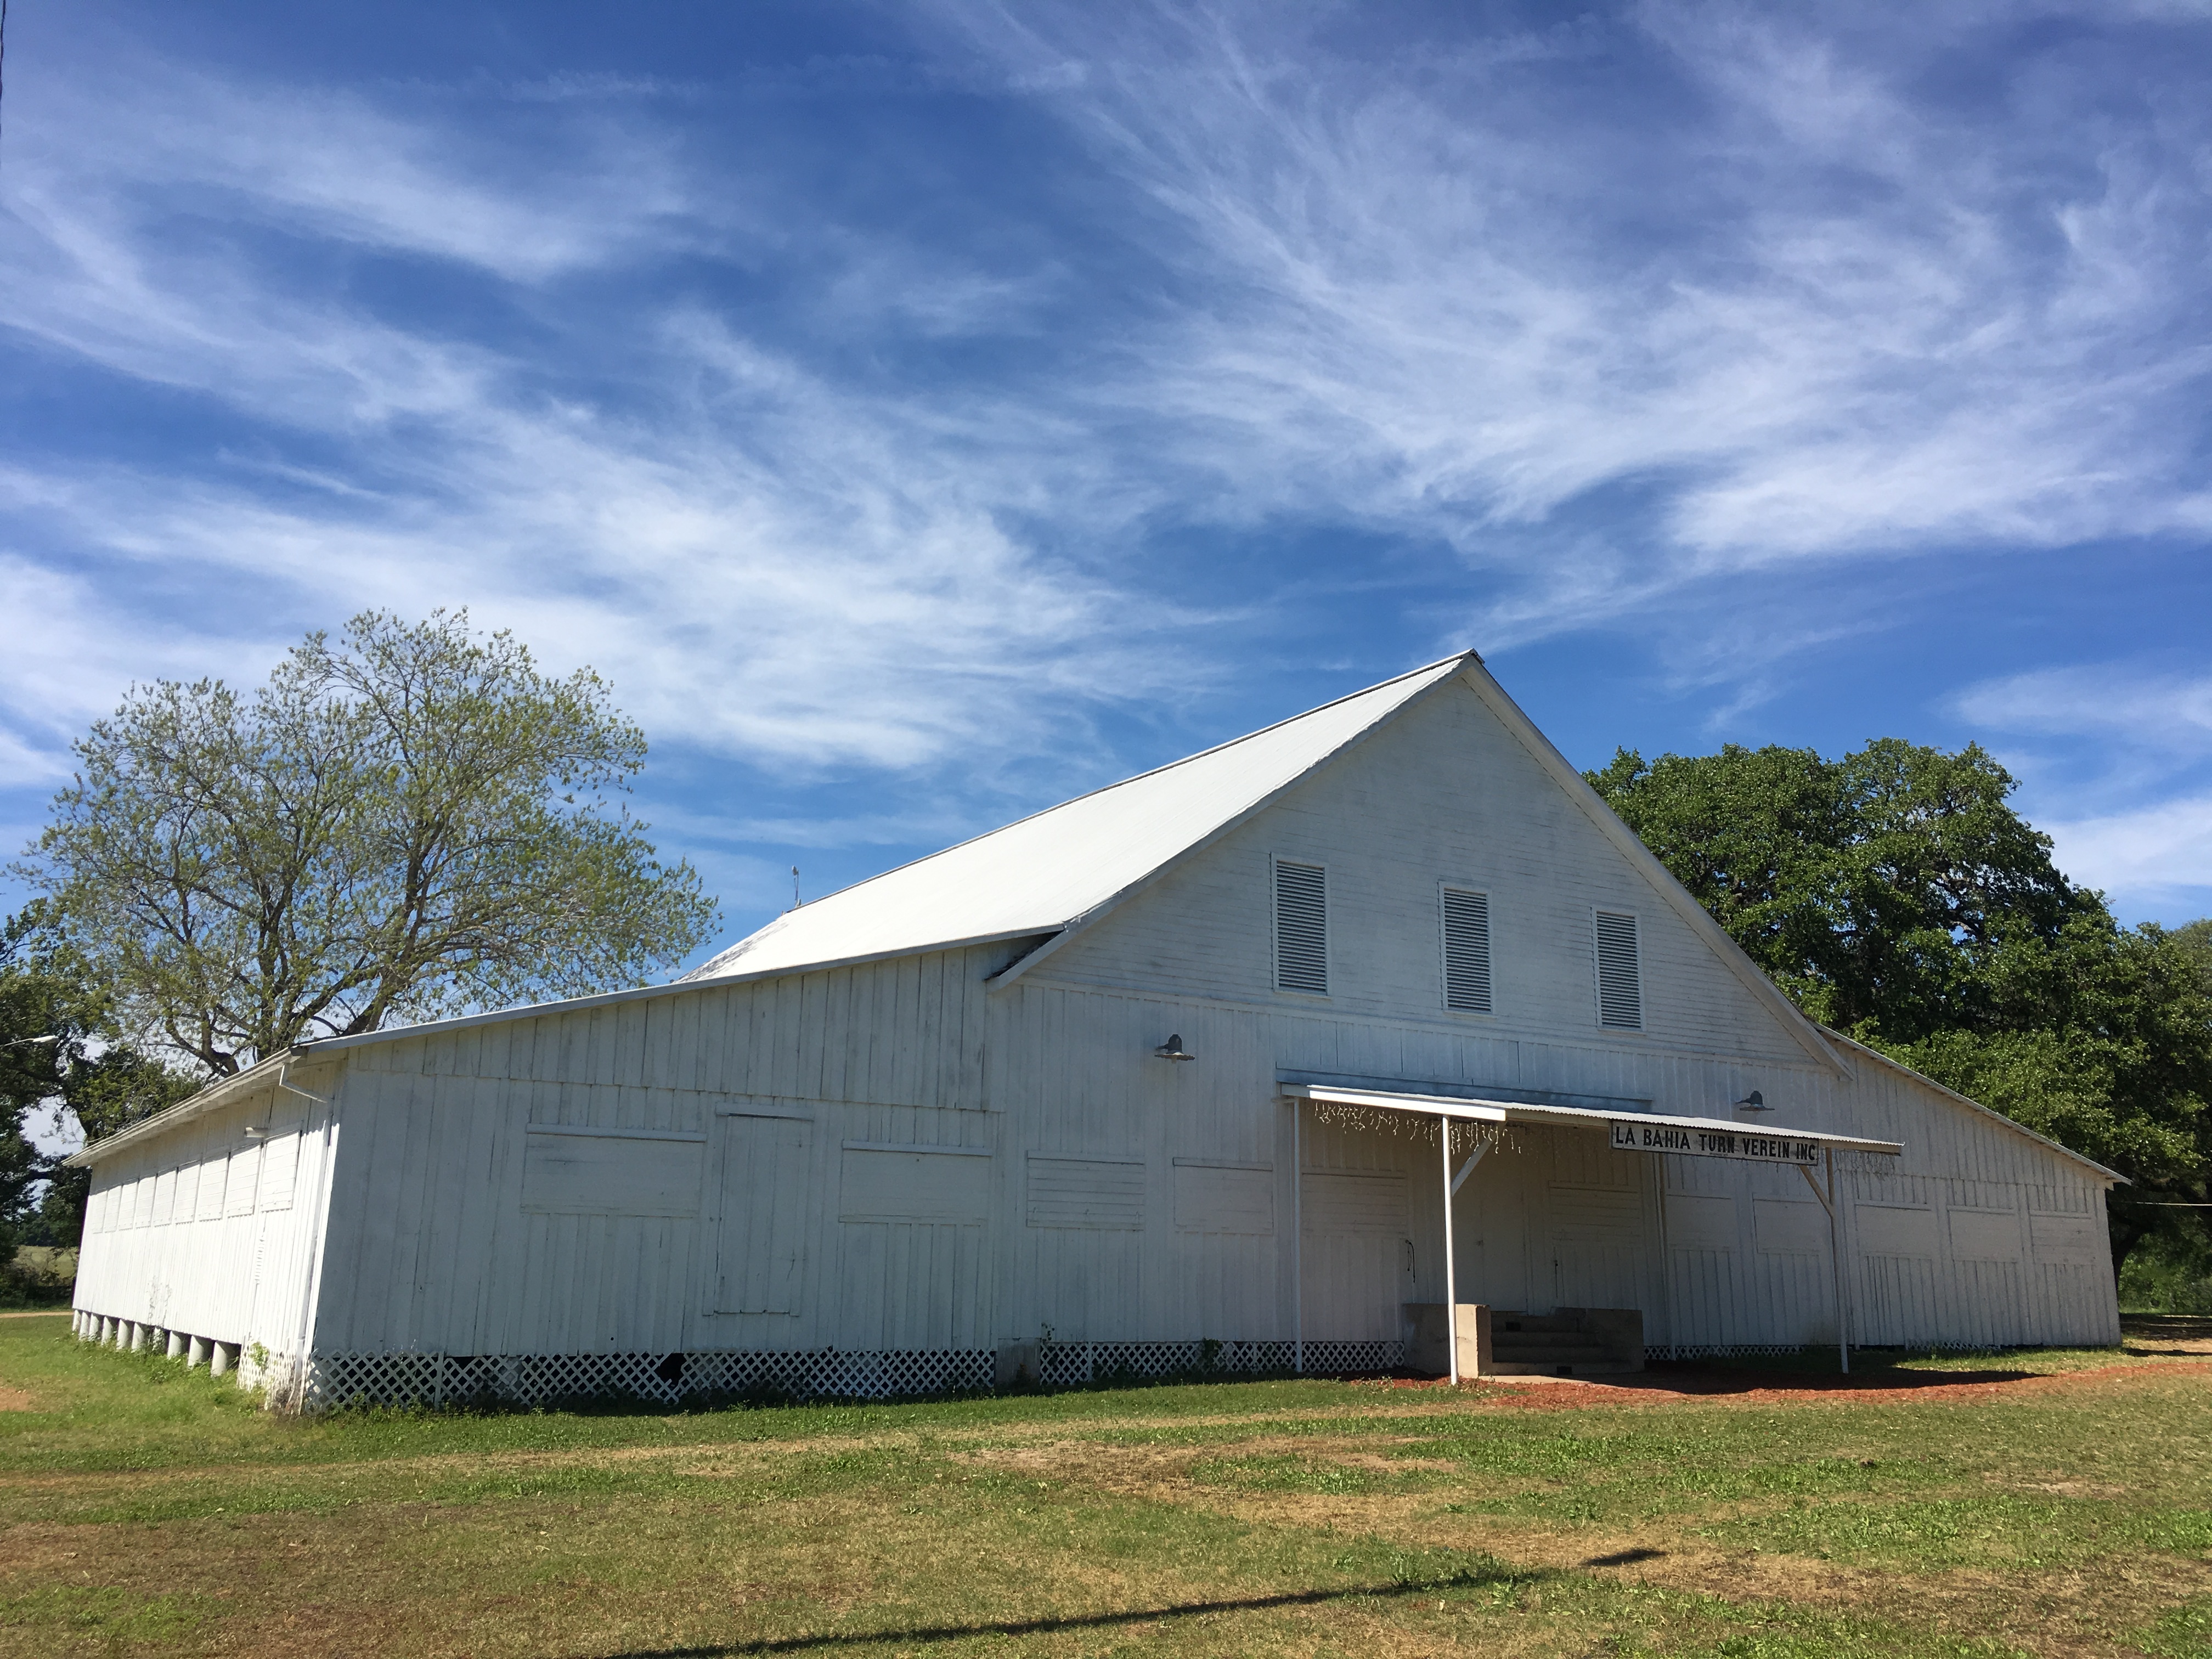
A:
[[1292, 1101, 1304, 1376], [210, 1342, 234, 1379], [187, 1336, 209, 1369], [1799, 1148, 1851, 1376], [127, 1322, 145, 1353], [1441, 1115, 1458, 1387], [165, 1330, 185, 1360], [1827, 1147, 1849, 1376]]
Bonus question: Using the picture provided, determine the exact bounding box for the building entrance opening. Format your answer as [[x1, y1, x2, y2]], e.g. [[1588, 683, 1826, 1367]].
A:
[[1283, 1080, 1902, 1381]]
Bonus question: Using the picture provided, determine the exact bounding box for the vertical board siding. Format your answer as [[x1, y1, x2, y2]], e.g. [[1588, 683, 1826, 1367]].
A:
[[73, 1067, 341, 1372], [309, 944, 1012, 1361], [81, 667, 2118, 1375], [1042, 681, 1815, 1061], [304, 954, 2118, 1362]]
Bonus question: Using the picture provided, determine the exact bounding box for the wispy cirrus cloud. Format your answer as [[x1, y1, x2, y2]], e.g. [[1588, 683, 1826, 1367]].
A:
[[12, 64, 699, 288], [0, 48, 1209, 812], [4, 1, 2210, 935], [2039, 793, 2212, 911], [1951, 662, 2212, 906], [1956, 666, 2212, 753], [929, 0, 2212, 641]]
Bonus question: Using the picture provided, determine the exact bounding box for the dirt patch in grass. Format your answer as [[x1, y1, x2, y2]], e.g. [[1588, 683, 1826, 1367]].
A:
[[2005, 1478, 2131, 1498], [0, 1387, 37, 1411]]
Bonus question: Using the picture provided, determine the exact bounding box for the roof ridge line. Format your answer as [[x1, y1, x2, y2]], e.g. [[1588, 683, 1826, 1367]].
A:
[[688, 650, 1480, 980], [982, 651, 1479, 993]]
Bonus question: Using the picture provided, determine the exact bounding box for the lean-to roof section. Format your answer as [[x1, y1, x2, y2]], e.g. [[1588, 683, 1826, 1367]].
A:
[[64, 1047, 324, 1167], [681, 654, 1475, 986], [1819, 1025, 2125, 1184]]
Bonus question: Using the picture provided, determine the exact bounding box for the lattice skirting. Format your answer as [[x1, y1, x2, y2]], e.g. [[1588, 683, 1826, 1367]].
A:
[[1645, 1342, 2006, 1361], [302, 1347, 994, 1410], [1036, 1338, 1402, 1385], [1648, 1342, 2018, 1360]]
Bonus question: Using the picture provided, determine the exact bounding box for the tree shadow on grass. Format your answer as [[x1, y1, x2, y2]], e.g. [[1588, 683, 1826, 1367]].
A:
[[583, 1568, 1545, 1656], [2120, 1314, 2212, 1356]]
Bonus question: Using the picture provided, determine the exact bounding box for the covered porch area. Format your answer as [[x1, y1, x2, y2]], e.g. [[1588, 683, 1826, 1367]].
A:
[[1280, 1081, 1902, 1381]]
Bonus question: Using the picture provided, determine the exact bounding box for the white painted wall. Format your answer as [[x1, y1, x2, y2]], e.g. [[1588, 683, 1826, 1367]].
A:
[[72, 675, 2120, 1384], [1016, 674, 2117, 1351], [308, 943, 1015, 1361], [72, 1064, 340, 1380]]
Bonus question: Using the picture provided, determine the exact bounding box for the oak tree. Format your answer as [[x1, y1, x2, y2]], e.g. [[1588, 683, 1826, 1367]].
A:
[[1589, 740, 2211, 1277], [18, 611, 719, 1079]]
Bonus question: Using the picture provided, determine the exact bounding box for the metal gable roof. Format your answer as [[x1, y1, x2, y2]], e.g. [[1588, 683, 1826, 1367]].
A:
[[680, 654, 1476, 986]]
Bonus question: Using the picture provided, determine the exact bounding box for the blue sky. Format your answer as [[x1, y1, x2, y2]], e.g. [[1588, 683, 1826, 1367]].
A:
[[3, 0, 2210, 970]]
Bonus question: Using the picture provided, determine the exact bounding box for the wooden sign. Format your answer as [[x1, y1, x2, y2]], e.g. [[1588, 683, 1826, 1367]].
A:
[[1608, 1120, 1821, 1165]]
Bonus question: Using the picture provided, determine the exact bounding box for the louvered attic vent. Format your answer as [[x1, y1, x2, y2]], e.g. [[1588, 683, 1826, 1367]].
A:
[[1273, 859, 1328, 995], [1594, 909, 1642, 1030], [1441, 887, 1492, 1013]]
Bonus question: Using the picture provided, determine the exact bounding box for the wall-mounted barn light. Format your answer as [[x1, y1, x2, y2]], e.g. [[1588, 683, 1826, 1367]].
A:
[[1153, 1034, 1195, 1062], [1734, 1091, 1771, 1113], [242, 1126, 270, 1139]]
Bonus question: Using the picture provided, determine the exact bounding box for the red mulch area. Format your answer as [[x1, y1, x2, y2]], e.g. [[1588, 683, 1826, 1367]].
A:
[[1337, 1358, 2211, 1408]]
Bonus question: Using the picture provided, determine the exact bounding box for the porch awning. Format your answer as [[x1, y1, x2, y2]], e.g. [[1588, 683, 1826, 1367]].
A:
[[1278, 1083, 1902, 1161]]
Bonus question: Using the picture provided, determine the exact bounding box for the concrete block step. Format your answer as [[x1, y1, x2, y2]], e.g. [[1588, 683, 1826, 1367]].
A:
[[1492, 1337, 1610, 1357], [1483, 1359, 1644, 1376]]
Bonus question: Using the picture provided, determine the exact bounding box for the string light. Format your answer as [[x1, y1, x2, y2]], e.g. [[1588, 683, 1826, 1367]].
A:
[[1305, 1098, 1517, 1158]]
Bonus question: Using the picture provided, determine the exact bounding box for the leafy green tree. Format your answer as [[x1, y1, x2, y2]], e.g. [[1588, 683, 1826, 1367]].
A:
[[1589, 741, 2212, 1279], [15, 611, 719, 1077], [1584, 740, 2101, 1037], [2174, 918, 2212, 995], [1, 910, 196, 1257]]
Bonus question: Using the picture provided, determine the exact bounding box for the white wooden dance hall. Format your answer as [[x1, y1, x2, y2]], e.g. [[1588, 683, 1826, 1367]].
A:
[[65, 653, 2123, 1405]]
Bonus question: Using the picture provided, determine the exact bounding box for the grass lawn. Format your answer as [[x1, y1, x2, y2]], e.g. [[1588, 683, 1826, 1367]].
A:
[[2, 1314, 2209, 1658]]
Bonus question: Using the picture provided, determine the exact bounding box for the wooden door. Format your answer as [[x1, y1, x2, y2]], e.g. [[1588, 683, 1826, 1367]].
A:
[[714, 1116, 812, 1316], [1853, 1203, 1939, 1345], [1300, 1170, 1413, 1340], [1547, 1182, 1646, 1310]]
